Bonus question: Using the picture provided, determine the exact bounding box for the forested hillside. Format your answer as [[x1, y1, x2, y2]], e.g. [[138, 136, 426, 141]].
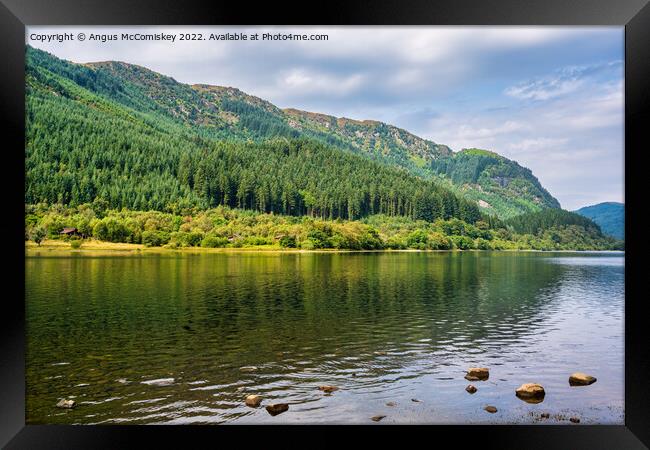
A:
[[504, 209, 621, 250], [25, 46, 621, 250], [430, 149, 560, 219], [26, 46, 482, 223], [25, 46, 560, 219]]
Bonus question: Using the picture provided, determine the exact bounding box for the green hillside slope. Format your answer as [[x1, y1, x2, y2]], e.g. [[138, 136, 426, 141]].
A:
[[24, 47, 621, 251], [25, 46, 560, 219], [26, 46, 482, 224], [431, 149, 561, 219]]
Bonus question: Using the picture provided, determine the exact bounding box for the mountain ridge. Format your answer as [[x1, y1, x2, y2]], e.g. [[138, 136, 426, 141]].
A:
[[26, 46, 561, 219]]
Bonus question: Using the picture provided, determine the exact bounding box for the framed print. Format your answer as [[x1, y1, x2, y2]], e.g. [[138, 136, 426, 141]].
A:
[[1, 0, 648, 448]]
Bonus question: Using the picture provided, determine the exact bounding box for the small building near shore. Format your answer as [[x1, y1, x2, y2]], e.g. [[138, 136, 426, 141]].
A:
[[60, 227, 82, 237]]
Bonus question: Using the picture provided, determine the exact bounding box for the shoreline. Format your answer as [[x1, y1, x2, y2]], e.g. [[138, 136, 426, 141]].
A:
[[25, 240, 625, 255]]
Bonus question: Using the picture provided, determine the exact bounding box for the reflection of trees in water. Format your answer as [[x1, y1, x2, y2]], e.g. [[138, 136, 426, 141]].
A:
[[26, 252, 623, 424], [27, 253, 574, 364]]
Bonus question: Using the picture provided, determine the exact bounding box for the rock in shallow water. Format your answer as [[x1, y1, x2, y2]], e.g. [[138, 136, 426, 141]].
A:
[[466, 367, 489, 380], [515, 383, 545, 403], [569, 372, 597, 386], [266, 403, 289, 416], [56, 399, 76, 409], [245, 395, 262, 407], [484, 405, 497, 413], [466, 385, 477, 394], [318, 385, 339, 393], [570, 417, 581, 423], [371, 415, 386, 422]]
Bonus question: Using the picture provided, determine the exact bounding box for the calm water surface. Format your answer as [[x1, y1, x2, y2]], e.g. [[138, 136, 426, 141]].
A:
[[26, 251, 624, 424]]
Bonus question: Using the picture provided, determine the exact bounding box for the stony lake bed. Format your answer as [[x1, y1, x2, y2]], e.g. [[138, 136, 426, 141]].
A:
[[25, 251, 624, 424]]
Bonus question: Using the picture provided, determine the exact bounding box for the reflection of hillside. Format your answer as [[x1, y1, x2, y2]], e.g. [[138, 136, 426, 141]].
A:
[[27, 252, 569, 375], [26, 252, 623, 424]]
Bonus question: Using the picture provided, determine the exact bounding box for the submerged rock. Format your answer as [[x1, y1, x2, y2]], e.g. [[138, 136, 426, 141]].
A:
[[56, 399, 76, 409], [411, 398, 420, 403], [570, 417, 581, 423], [484, 405, 497, 413], [266, 403, 289, 416], [141, 378, 174, 386], [371, 415, 386, 422], [515, 383, 546, 403], [466, 385, 477, 394], [386, 402, 396, 407], [540, 413, 550, 419], [318, 385, 339, 393], [466, 368, 489, 381], [245, 395, 262, 407], [569, 372, 597, 386]]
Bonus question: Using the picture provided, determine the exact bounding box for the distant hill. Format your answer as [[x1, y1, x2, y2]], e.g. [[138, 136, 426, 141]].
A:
[[574, 202, 624, 240]]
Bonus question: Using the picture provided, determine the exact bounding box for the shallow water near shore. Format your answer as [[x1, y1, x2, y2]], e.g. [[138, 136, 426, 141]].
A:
[[25, 251, 624, 424]]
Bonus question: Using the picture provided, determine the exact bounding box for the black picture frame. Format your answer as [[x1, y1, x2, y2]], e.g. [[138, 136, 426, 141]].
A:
[[1, 0, 648, 448]]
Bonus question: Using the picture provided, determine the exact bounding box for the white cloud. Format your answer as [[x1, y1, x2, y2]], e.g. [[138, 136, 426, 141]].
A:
[[505, 78, 583, 101], [508, 138, 568, 152], [278, 70, 365, 97], [457, 121, 528, 141], [505, 61, 623, 101]]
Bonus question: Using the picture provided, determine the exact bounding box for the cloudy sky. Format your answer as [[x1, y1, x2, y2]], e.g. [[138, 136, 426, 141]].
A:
[[27, 26, 624, 210]]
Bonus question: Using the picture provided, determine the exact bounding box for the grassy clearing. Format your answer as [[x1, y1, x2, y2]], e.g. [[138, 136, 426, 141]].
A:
[[25, 239, 370, 255]]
